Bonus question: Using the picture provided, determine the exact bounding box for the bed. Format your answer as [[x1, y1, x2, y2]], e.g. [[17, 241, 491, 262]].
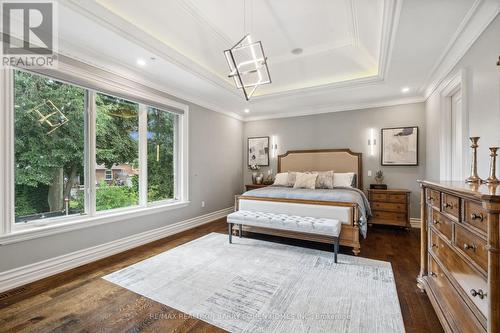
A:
[[235, 149, 371, 255]]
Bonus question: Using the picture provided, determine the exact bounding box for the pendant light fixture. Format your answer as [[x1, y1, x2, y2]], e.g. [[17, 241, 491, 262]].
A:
[[224, 0, 271, 101]]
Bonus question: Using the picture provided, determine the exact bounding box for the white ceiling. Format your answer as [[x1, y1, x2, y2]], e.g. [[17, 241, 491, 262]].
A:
[[54, 0, 499, 120]]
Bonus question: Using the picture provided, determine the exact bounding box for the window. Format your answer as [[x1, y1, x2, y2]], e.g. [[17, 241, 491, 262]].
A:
[[14, 70, 86, 223], [96, 93, 139, 211], [147, 107, 176, 202], [1, 65, 188, 237]]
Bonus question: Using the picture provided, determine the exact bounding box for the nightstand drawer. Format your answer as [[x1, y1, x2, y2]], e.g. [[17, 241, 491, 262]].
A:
[[371, 211, 406, 222], [371, 201, 406, 212]]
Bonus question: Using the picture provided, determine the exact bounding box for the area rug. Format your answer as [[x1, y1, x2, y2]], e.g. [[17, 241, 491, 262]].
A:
[[103, 233, 405, 333]]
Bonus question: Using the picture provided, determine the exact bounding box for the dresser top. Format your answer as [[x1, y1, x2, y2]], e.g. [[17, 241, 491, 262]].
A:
[[419, 180, 500, 202]]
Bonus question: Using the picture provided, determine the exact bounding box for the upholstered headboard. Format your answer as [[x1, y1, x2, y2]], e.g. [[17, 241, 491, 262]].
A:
[[277, 149, 363, 189]]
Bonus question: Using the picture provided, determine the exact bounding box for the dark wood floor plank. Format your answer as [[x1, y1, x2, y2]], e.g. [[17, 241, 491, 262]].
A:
[[0, 219, 442, 333]]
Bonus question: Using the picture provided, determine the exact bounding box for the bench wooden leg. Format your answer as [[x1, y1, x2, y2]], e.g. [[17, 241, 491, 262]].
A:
[[228, 223, 233, 244], [239, 224, 242, 238], [334, 235, 340, 263]]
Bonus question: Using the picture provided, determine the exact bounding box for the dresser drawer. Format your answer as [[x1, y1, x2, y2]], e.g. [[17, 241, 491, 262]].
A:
[[428, 256, 486, 333], [426, 189, 440, 209], [431, 210, 453, 241], [371, 202, 406, 212], [454, 224, 488, 272], [430, 230, 488, 317], [463, 200, 487, 234], [442, 193, 460, 220]]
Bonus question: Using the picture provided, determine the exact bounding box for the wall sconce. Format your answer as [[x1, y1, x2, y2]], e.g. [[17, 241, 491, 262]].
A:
[[271, 135, 278, 158], [368, 128, 376, 156]]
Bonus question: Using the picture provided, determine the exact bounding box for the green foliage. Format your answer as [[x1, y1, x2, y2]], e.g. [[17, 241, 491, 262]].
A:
[[147, 108, 175, 202], [14, 71, 175, 218]]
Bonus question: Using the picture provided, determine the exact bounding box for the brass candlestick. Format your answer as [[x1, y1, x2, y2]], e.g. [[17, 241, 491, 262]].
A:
[[466, 137, 482, 183], [486, 147, 500, 184]]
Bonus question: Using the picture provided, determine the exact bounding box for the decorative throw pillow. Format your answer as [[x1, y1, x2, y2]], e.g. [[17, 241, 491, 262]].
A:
[[311, 170, 334, 189], [287, 172, 297, 187], [334, 172, 355, 187], [273, 172, 289, 186], [293, 172, 318, 189]]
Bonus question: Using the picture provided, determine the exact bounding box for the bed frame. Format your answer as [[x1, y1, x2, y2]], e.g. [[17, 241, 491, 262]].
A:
[[236, 149, 364, 255]]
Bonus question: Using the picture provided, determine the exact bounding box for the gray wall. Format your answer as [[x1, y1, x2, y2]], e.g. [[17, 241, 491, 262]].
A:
[[426, 14, 500, 179], [0, 104, 243, 272], [244, 103, 426, 218]]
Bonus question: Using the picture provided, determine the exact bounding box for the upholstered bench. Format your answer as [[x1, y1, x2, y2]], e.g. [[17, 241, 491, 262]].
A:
[[227, 210, 341, 263]]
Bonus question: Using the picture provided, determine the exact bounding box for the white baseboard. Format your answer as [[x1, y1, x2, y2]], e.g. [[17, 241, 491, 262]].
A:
[[410, 218, 421, 229], [0, 207, 233, 293]]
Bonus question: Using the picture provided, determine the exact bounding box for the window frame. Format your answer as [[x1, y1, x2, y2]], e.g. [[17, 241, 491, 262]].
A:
[[0, 62, 189, 243]]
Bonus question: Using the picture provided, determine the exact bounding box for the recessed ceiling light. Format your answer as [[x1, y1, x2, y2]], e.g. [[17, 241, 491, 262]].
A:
[[401, 87, 410, 93], [136, 58, 146, 66], [244, 109, 250, 113], [291, 48, 303, 55]]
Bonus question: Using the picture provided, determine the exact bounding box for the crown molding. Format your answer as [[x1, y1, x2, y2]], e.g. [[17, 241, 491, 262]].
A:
[[242, 95, 425, 122], [422, 0, 500, 99], [55, 32, 243, 121]]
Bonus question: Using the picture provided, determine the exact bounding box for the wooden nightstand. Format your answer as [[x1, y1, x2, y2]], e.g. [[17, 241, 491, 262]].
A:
[[245, 184, 270, 191], [367, 189, 411, 228]]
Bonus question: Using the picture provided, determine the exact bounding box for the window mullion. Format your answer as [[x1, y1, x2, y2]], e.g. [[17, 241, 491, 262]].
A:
[[87, 91, 97, 216], [139, 104, 148, 207], [0, 68, 14, 235]]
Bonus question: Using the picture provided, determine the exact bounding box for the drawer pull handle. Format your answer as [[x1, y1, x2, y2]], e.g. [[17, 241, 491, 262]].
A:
[[431, 243, 438, 248], [433, 219, 440, 225], [429, 272, 437, 278], [470, 289, 487, 299], [427, 196, 433, 201], [470, 213, 484, 222], [444, 202, 453, 209], [463, 243, 477, 251]]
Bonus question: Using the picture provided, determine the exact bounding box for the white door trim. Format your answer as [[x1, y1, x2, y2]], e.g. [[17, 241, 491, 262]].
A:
[[437, 69, 468, 181]]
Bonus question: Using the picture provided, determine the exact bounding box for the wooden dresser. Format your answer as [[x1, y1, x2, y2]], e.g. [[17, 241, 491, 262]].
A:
[[368, 189, 411, 228], [418, 181, 500, 333]]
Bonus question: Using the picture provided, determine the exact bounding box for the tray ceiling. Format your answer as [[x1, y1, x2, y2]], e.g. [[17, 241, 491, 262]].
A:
[[95, 0, 388, 96], [54, 0, 497, 119]]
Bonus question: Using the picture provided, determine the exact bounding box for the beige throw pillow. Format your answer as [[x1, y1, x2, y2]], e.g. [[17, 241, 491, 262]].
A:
[[308, 170, 334, 189], [273, 172, 289, 186], [293, 172, 318, 189]]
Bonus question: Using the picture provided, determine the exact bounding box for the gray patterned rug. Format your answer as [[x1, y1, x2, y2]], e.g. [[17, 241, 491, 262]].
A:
[[103, 233, 405, 333]]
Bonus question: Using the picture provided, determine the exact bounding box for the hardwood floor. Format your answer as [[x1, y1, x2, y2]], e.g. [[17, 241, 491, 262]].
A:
[[0, 219, 443, 333]]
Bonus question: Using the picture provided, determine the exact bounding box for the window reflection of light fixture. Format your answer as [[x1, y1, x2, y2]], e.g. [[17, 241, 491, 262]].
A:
[[29, 99, 69, 134], [224, 0, 271, 101], [368, 128, 376, 156]]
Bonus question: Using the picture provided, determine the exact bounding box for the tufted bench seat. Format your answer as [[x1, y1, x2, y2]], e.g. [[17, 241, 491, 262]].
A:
[[227, 210, 341, 263]]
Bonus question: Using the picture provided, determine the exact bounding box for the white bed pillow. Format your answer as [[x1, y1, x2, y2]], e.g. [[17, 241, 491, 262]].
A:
[[334, 172, 355, 187], [273, 172, 289, 186], [293, 172, 318, 189], [287, 172, 297, 187]]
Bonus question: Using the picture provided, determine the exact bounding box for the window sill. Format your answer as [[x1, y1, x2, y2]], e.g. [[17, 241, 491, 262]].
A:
[[0, 201, 190, 245]]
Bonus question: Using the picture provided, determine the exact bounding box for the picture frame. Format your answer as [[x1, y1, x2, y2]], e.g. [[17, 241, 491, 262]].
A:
[[381, 127, 419, 166], [248, 136, 270, 166]]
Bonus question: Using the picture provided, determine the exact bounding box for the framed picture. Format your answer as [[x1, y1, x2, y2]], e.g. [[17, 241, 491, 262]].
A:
[[248, 136, 270, 166], [381, 127, 419, 166]]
